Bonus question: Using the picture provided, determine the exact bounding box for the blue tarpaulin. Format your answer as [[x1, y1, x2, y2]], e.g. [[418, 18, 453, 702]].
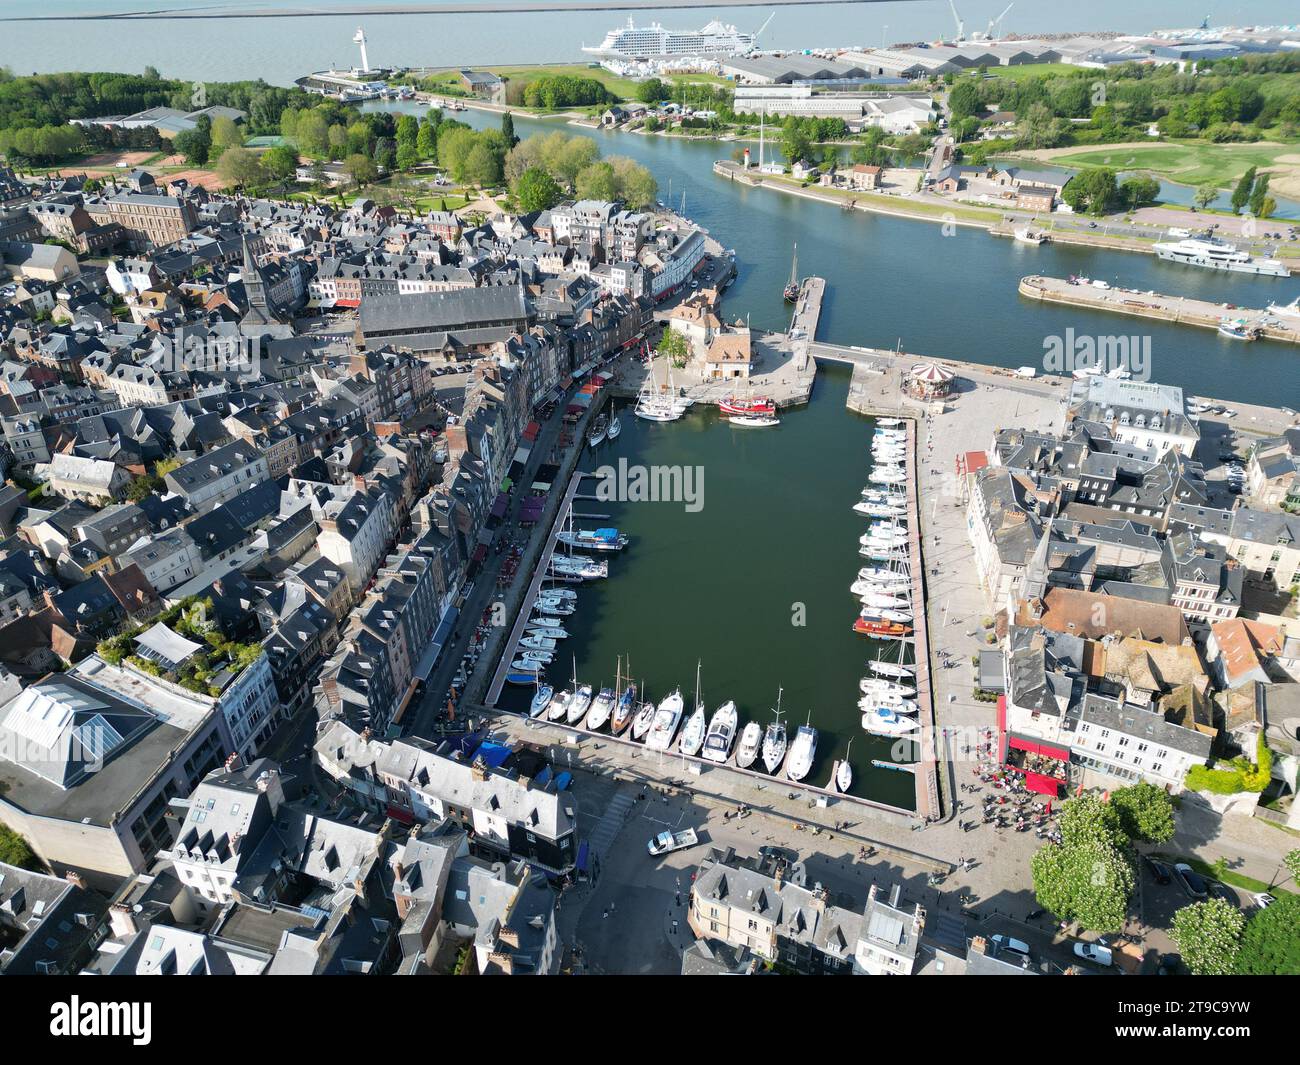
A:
[[535, 766, 552, 787], [468, 741, 512, 769], [577, 841, 590, 873], [555, 771, 572, 791]]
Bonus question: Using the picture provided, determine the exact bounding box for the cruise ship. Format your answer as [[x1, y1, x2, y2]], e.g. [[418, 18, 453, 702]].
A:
[[583, 17, 757, 59], [1152, 236, 1288, 278]]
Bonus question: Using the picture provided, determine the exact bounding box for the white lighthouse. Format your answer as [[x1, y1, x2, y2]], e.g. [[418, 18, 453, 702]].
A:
[[352, 26, 371, 74]]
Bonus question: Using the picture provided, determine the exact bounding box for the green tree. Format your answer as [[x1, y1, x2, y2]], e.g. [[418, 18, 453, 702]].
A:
[[343, 153, 378, 186], [173, 114, 211, 165], [1230, 165, 1256, 212], [1030, 837, 1135, 933], [396, 142, 420, 172], [636, 77, 667, 105], [610, 155, 657, 208], [780, 122, 812, 167], [0, 824, 38, 870], [1017, 101, 1066, 149], [1062, 167, 1119, 216], [512, 166, 562, 212], [1194, 182, 1219, 209], [501, 110, 518, 147], [1119, 175, 1160, 210], [1110, 782, 1175, 844], [1233, 893, 1300, 975], [210, 114, 241, 153], [416, 120, 438, 160], [261, 144, 299, 181], [575, 160, 618, 201], [1248, 172, 1271, 217], [1285, 849, 1300, 885], [1172, 899, 1244, 975], [949, 79, 983, 120], [215, 146, 267, 189], [126, 473, 162, 502], [463, 141, 501, 188], [1059, 794, 1128, 849], [658, 329, 690, 368]]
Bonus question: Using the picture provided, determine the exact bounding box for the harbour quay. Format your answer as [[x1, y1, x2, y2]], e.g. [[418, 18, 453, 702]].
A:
[[1019, 274, 1300, 345]]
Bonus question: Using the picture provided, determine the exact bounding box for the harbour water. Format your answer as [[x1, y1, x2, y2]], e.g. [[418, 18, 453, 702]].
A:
[[379, 104, 1300, 408], [498, 364, 919, 810]]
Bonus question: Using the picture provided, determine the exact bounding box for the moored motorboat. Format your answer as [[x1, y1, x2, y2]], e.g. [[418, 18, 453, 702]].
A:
[[645, 688, 685, 751], [853, 618, 913, 637], [701, 700, 739, 763], [728, 413, 780, 427], [859, 677, 917, 698], [588, 414, 609, 446], [785, 719, 817, 782], [547, 688, 573, 720], [679, 702, 707, 756], [762, 708, 787, 775], [556, 527, 629, 552], [735, 721, 762, 768], [585, 687, 616, 731], [861, 707, 920, 735]]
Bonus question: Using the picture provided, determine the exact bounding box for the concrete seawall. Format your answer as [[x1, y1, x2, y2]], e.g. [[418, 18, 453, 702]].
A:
[[1019, 274, 1300, 344]]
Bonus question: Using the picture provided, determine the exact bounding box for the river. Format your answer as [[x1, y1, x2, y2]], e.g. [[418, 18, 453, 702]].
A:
[[375, 103, 1300, 408]]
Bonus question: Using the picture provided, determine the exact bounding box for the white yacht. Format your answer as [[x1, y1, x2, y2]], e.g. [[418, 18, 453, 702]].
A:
[[701, 701, 739, 763], [1266, 295, 1300, 318], [735, 721, 762, 768], [583, 16, 758, 59], [645, 689, 685, 751], [631, 699, 657, 741], [528, 684, 553, 719], [862, 707, 920, 736], [548, 688, 573, 722], [585, 687, 616, 731], [785, 721, 817, 782], [566, 683, 594, 726], [678, 703, 707, 756], [1153, 236, 1288, 277]]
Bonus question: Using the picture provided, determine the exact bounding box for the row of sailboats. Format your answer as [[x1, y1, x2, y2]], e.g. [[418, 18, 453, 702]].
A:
[[531, 661, 822, 783], [854, 420, 922, 740]]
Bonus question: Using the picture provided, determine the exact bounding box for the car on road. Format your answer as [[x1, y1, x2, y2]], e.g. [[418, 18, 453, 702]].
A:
[[1143, 856, 1172, 884], [1073, 942, 1114, 966], [991, 934, 1030, 959], [1253, 892, 1276, 909], [647, 828, 698, 856], [1174, 862, 1208, 899]]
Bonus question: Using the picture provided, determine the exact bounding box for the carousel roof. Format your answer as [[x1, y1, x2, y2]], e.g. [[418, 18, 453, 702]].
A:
[[910, 362, 954, 383]]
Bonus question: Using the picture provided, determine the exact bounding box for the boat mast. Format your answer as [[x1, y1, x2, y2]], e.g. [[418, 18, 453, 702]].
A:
[[694, 659, 702, 712], [789, 243, 798, 288]]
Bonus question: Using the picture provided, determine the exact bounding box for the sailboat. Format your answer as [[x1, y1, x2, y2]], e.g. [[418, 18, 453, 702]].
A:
[[631, 695, 657, 741], [528, 683, 553, 719], [862, 706, 920, 735], [783, 243, 799, 302], [836, 739, 853, 793], [611, 670, 637, 735], [679, 661, 706, 756], [606, 411, 622, 440], [566, 682, 594, 726], [588, 413, 609, 446], [761, 692, 787, 774], [634, 363, 688, 423]]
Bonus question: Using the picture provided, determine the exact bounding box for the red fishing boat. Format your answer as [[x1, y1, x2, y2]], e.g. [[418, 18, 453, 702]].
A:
[[718, 394, 776, 416], [853, 618, 913, 638]]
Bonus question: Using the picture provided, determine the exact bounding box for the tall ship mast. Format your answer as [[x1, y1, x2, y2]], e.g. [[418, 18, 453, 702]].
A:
[[783, 243, 800, 303]]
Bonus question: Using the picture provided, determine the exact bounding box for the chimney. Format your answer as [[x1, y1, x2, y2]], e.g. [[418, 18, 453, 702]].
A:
[[224, 752, 242, 773], [488, 950, 514, 974], [497, 926, 520, 948], [64, 870, 87, 891], [471, 757, 490, 783], [970, 935, 989, 956], [108, 902, 139, 939]]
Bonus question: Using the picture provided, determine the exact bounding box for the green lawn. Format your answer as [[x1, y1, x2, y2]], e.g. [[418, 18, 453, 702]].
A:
[[1161, 854, 1296, 896], [976, 62, 1081, 82], [421, 63, 731, 106], [1031, 139, 1300, 190]]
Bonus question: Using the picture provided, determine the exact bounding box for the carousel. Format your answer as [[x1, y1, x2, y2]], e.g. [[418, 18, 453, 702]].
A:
[[905, 361, 955, 400]]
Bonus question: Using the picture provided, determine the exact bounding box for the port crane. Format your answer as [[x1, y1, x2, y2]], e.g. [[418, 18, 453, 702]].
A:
[[947, 0, 966, 43], [980, 3, 1013, 41], [754, 11, 776, 43]]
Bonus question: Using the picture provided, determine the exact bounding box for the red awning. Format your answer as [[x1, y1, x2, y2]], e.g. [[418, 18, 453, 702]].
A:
[[471, 544, 487, 562], [1024, 771, 1064, 797], [385, 804, 415, 825], [1008, 736, 1071, 762], [334, 298, 361, 308]]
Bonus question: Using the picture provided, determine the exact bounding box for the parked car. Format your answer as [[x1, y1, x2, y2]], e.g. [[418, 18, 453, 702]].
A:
[[1143, 856, 1172, 885], [991, 934, 1030, 958], [1253, 892, 1276, 909], [1174, 862, 1208, 899], [1073, 942, 1114, 966], [1208, 881, 1239, 908]]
